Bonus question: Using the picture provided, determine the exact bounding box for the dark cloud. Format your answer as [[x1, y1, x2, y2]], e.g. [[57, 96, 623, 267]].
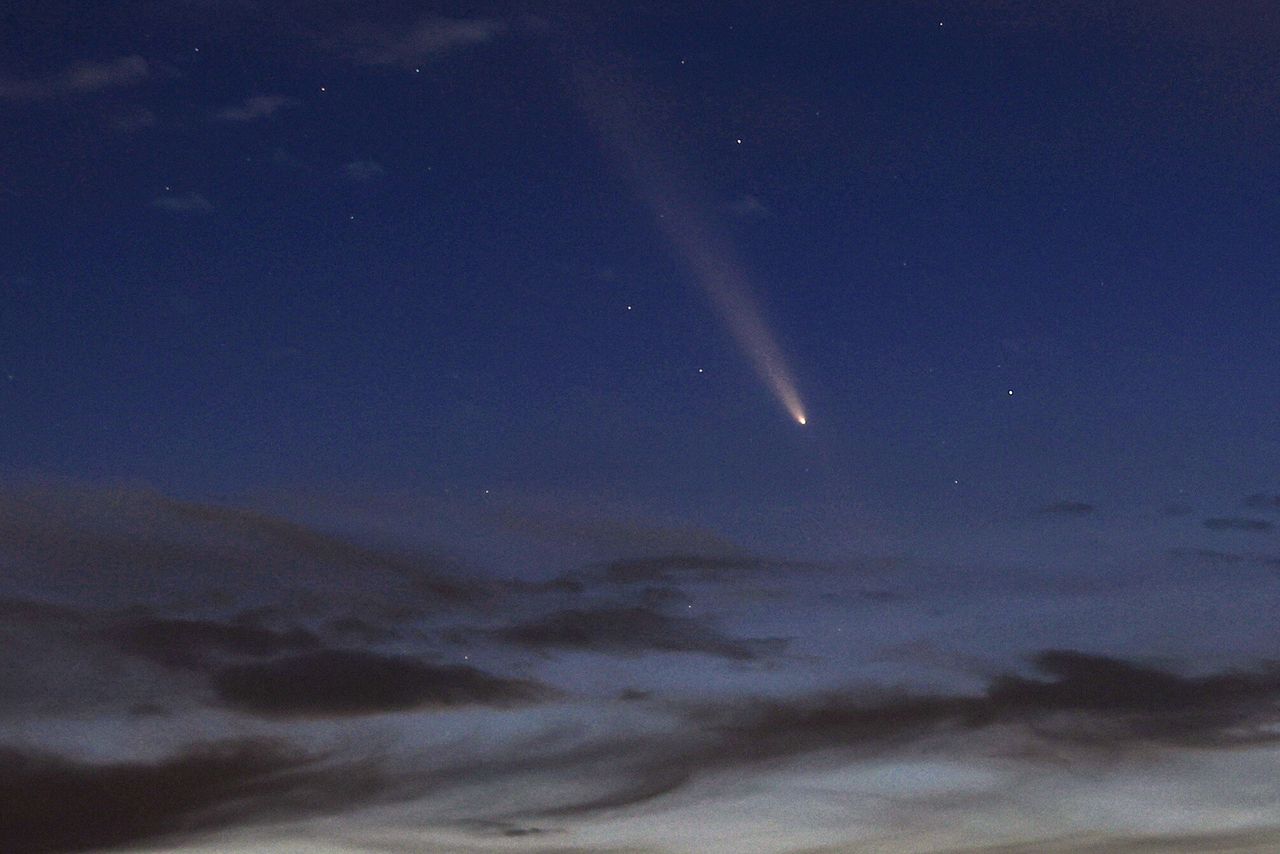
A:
[[0, 739, 383, 854], [499, 825, 559, 837], [0, 55, 148, 102], [601, 553, 764, 582], [159, 496, 475, 602], [491, 605, 786, 660], [1203, 517, 1273, 532], [213, 649, 552, 718], [325, 615, 401, 644], [1244, 493, 1280, 511], [598, 552, 816, 584], [0, 485, 476, 612], [1167, 547, 1246, 565], [1038, 501, 1095, 516], [982, 650, 1280, 745], [109, 617, 320, 669]]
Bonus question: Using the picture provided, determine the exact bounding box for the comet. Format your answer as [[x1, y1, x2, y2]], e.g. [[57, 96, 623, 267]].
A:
[[577, 65, 808, 426]]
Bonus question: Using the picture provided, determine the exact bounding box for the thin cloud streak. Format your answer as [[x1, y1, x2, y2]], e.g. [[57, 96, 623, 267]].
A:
[[0, 55, 148, 102], [345, 15, 507, 68], [213, 649, 554, 718], [214, 94, 297, 122]]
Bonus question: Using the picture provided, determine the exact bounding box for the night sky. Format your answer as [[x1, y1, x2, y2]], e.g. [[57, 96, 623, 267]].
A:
[[4, 3, 1280, 852]]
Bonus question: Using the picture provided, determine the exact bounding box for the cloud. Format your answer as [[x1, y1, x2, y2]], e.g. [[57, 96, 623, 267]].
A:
[[525, 650, 1280, 816], [109, 617, 320, 669], [213, 649, 552, 718], [1167, 546, 1247, 565], [600, 553, 768, 583], [214, 94, 297, 122], [724, 194, 771, 219], [980, 650, 1280, 745], [0, 55, 148, 102], [152, 192, 214, 213], [1038, 500, 1095, 516], [0, 484, 477, 613], [595, 552, 822, 585], [108, 105, 157, 132], [346, 16, 507, 68], [490, 605, 787, 660], [1244, 493, 1280, 511], [1203, 517, 1273, 532], [0, 739, 385, 854], [933, 825, 1280, 853], [344, 159, 386, 181]]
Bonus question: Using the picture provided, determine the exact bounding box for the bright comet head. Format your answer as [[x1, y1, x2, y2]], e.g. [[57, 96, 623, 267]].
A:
[[797, 415, 807, 426]]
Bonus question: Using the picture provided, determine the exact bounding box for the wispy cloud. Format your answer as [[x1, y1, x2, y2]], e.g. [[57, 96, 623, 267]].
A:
[[108, 105, 157, 132], [724, 193, 771, 219], [214, 94, 298, 122], [108, 616, 320, 669], [523, 650, 1280, 817], [344, 159, 386, 181], [0, 55, 148, 102], [1038, 500, 1095, 516], [597, 552, 819, 584], [1243, 493, 1280, 511], [932, 825, 1280, 853], [213, 649, 552, 718], [1203, 516, 1273, 532], [490, 605, 787, 661], [345, 16, 507, 68], [152, 192, 214, 214]]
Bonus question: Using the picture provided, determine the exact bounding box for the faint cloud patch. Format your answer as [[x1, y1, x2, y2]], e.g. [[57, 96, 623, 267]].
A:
[[725, 193, 771, 219], [152, 193, 214, 214], [108, 106, 157, 133], [272, 147, 305, 168], [213, 649, 553, 718], [344, 159, 386, 181], [0, 55, 149, 102], [1243, 493, 1280, 511], [214, 94, 297, 122], [1204, 517, 1273, 533], [346, 16, 506, 68], [1037, 500, 1095, 517]]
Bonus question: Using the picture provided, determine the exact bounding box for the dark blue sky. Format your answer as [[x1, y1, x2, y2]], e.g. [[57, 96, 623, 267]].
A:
[[3, 6, 1280, 851], [6, 0, 1278, 519]]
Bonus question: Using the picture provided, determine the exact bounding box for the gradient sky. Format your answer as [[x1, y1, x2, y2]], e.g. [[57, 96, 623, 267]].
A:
[[3, 3, 1280, 853]]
